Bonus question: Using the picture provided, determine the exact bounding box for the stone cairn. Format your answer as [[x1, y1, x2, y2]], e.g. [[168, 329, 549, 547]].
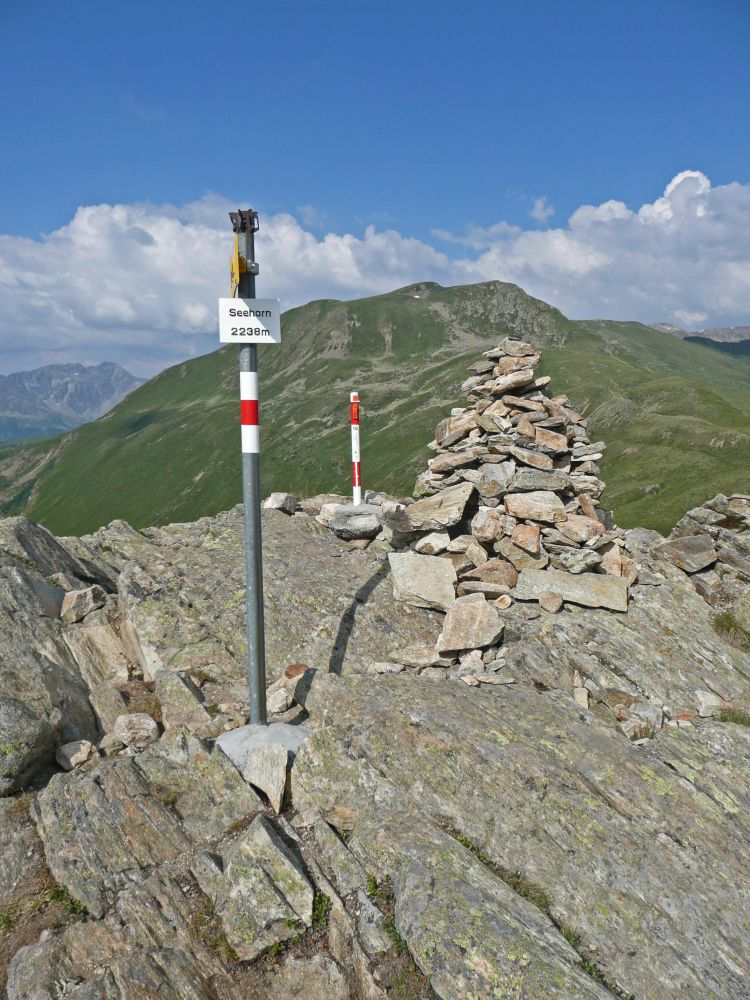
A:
[[380, 335, 633, 615], [286, 336, 637, 678]]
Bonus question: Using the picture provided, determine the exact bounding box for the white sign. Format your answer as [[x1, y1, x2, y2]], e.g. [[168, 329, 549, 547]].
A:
[[218, 298, 281, 344]]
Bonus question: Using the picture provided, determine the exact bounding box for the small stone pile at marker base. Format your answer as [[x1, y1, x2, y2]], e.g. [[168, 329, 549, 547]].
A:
[[315, 336, 636, 680]]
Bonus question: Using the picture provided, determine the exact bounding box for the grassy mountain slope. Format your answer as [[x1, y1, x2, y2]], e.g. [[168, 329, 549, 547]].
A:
[[684, 336, 750, 362], [1, 280, 748, 536]]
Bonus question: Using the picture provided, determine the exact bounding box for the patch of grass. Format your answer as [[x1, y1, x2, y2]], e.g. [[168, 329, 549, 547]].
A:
[[365, 878, 408, 955], [225, 814, 256, 836], [559, 924, 635, 996], [310, 889, 331, 930], [365, 875, 436, 997], [625, 723, 657, 742], [150, 783, 182, 807], [561, 926, 580, 949], [383, 913, 408, 955], [366, 874, 383, 899], [189, 897, 237, 963], [0, 870, 88, 993], [390, 961, 436, 1000], [713, 611, 750, 650], [452, 830, 551, 912], [719, 707, 750, 727], [120, 680, 163, 726], [46, 884, 88, 916], [99, 544, 113, 553], [189, 668, 217, 687], [263, 927, 303, 961], [4, 792, 33, 822]]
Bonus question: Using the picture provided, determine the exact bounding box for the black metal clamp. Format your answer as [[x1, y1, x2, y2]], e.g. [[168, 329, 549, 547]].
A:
[[229, 209, 260, 234]]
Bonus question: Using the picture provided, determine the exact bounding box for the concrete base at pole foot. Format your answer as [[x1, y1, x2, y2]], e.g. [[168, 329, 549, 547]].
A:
[[215, 721, 310, 774]]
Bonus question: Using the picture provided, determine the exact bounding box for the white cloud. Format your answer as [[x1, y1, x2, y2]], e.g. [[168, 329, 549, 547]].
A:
[[0, 171, 748, 376], [530, 196, 554, 223], [296, 204, 326, 229]]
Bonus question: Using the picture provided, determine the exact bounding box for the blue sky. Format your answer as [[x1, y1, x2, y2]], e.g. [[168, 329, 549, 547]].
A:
[[3, 0, 748, 239], [1, 0, 749, 373]]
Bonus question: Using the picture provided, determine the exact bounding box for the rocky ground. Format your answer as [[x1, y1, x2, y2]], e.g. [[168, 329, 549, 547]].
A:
[[1, 339, 749, 999]]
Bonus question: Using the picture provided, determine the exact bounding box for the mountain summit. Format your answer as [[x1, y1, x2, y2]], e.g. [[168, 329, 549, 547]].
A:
[[0, 362, 144, 442]]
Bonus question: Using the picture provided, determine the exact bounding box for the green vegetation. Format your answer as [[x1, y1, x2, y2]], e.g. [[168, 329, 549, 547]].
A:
[[189, 896, 237, 962], [452, 830, 551, 910], [45, 884, 88, 916], [1, 280, 748, 535], [365, 876, 437, 998], [122, 681, 163, 725], [150, 783, 182, 807], [719, 707, 750, 727], [310, 889, 331, 930], [0, 882, 87, 939], [4, 794, 32, 822], [365, 877, 407, 953], [448, 828, 634, 997], [713, 611, 750, 650]]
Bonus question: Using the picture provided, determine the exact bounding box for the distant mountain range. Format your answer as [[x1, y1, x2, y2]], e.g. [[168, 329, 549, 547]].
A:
[[0, 362, 144, 441], [0, 281, 748, 536], [650, 323, 750, 362]]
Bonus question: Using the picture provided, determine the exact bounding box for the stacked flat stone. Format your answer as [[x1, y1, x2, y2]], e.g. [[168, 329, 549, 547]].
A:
[[383, 337, 634, 625]]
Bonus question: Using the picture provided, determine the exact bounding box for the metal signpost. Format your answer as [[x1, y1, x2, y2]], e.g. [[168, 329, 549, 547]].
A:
[[221, 209, 281, 726], [350, 391, 362, 505]]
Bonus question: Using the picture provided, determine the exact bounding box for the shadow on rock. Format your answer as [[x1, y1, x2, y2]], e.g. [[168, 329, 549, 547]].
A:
[[328, 566, 389, 675]]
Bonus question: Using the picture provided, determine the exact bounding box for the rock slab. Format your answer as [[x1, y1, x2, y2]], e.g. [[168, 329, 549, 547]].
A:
[[514, 568, 629, 612], [388, 551, 457, 612], [438, 593, 504, 652]]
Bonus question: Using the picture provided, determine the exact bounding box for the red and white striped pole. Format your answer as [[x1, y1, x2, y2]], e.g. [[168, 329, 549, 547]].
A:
[[240, 371, 259, 455], [350, 391, 362, 505], [231, 209, 266, 726]]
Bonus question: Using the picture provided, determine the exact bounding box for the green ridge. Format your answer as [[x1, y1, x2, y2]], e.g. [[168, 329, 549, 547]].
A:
[[0, 280, 748, 535]]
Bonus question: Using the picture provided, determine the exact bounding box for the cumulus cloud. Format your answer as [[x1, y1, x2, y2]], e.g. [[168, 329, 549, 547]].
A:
[[529, 196, 554, 223], [0, 171, 748, 376]]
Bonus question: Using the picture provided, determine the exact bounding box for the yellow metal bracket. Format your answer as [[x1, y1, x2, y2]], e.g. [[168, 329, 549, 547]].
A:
[[230, 234, 248, 297]]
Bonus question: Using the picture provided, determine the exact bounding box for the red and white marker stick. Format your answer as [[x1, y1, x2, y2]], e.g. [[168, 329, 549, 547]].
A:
[[350, 391, 362, 505], [240, 371, 259, 454]]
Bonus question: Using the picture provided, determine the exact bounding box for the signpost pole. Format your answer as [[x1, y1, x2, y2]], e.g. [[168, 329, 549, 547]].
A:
[[230, 209, 267, 726], [350, 391, 362, 505]]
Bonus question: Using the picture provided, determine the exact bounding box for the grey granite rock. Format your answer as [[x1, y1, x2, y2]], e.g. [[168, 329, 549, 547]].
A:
[[402, 482, 476, 531], [60, 584, 107, 623], [294, 673, 750, 1000], [193, 815, 314, 961], [504, 490, 567, 523], [437, 593, 503, 652], [655, 534, 718, 573], [264, 492, 298, 514], [514, 567, 628, 611], [330, 504, 382, 540], [104, 506, 441, 683], [388, 551, 456, 612]]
